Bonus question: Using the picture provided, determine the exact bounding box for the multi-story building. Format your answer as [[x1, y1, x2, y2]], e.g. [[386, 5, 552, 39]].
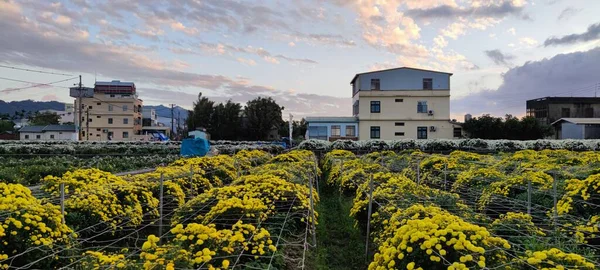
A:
[[306, 116, 358, 141], [73, 80, 143, 141], [39, 103, 75, 124], [526, 97, 600, 125], [350, 67, 461, 140]]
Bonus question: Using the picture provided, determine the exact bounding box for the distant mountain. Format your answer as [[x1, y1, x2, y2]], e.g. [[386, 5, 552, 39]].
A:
[[144, 105, 189, 121], [0, 100, 66, 116]]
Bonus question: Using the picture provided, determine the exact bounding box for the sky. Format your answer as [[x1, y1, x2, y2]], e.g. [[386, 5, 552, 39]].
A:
[[1, 0, 600, 120]]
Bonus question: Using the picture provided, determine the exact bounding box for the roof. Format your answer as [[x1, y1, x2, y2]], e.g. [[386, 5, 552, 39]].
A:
[[305, 116, 358, 123], [43, 125, 76, 132], [95, 80, 136, 87], [551, 118, 600, 126], [527, 97, 600, 105], [19, 126, 45, 133], [350, 67, 453, 84], [19, 125, 76, 133]]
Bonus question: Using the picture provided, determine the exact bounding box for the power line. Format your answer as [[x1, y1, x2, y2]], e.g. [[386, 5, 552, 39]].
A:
[[0, 64, 74, 76], [0, 76, 79, 93]]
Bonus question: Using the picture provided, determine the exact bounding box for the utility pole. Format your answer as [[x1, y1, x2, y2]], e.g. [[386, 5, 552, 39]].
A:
[[289, 113, 293, 148], [77, 75, 83, 141], [177, 111, 181, 140], [170, 104, 175, 140], [85, 106, 89, 141]]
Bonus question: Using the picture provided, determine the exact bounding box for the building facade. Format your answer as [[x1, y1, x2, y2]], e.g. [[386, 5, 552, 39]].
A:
[[306, 117, 359, 141], [551, 118, 600, 139], [39, 103, 75, 124], [351, 67, 461, 140], [526, 97, 600, 125], [19, 125, 77, 141], [73, 80, 143, 141]]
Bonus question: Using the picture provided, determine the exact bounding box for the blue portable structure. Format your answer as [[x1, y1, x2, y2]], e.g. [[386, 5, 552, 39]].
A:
[[180, 138, 210, 157], [149, 132, 169, 141]]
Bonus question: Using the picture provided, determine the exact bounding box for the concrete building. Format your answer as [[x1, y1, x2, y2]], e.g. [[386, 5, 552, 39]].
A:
[[464, 114, 472, 122], [551, 118, 600, 139], [73, 80, 143, 141], [19, 125, 77, 141], [306, 117, 359, 141], [351, 67, 462, 140], [142, 108, 158, 126], [526, 97, 600, 125], [39, 103, 75, 124]]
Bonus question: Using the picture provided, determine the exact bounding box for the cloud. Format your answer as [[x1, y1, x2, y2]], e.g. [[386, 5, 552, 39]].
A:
[[236, 58, 257, 66], [454, 47, 600, 116], [558, 7, 581, 21], [433, 35, 448, 48], [484, 49, 515, 66], [405, 1, 528, 20], [489, 33, 497, 39], [507, 27, 516, 35], [288, 42, 296, 47], [519, 37, 539, 46], [174, 42, 318, 64], [544, 22, 600, 46], [285, 32, 356, 47], [41, 94, 59, 101]]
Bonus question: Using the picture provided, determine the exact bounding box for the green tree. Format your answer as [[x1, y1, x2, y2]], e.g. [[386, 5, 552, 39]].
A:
[[186, 93, 214, 131], [0, 120, 15, 133], [244, 97, 284, 140], [279, 119, 308, 139], [209, 100, 242, 140], [463, 114, 553, 140], [29, 111, 60, 126]]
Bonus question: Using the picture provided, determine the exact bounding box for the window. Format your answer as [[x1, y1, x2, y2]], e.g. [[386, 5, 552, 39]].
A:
[[81, 117, 85, 121], [96, 115, 101, 118], [81, 131, 85, 137], [370, 126, 380, 139], [370, 101, 381, 113], [352, 100, 359, 116], [123, 131, 129, 138], [88, 106, 93, 110], [417, 127, 428, 139], [370, 79, 380, 90], [107, 131, 113, 139], [108, 105, 113, 111], [395, 132, 405, 136], [417, 101, 428, 113], [36, 135, 41, 139], [453, 128, 462, 138], [50, 135, 55, 139], [423, 78, 433, 90], [96, 134, 100, 137], [123, 105, 128, 112], [331, 125, 341, 137], [108, 118, 113, 124], [90, 133, 93, 136], [97, 102, 101, 105], [88, 118, 92, 122], [395, 98, 404, 102], [346, 126, 356, 137], [24, 135, 29, 139], [561, 108, 570, 118], [395, 122, 405, 126], [308, 126, 328, 140], [123, 118, 129, 124], [110, 94, 115, 97], [585, 107, 594, 118], [96, 128, 101, 131]]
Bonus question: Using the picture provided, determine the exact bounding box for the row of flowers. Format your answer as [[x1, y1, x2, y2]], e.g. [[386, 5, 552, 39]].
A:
[[1, 149, 317, 269], [299, 138, 600, 152], [322, 149, 598, 270]]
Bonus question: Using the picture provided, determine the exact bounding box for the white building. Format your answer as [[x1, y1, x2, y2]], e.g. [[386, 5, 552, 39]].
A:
[[19, 125, 78, 141], [39, 109, 75, 124]]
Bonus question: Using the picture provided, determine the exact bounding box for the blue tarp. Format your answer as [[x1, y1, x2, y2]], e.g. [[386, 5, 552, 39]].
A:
[[180, 138, 210, 157]]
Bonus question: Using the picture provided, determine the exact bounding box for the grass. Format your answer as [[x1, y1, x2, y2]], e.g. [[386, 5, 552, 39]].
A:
[[307, 180, 368, 270]]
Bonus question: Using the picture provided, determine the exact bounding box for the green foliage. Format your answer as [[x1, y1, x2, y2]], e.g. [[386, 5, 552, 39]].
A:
[[29, 111, 60, 126], [186, 92, 214, 131], [0, 119, 15, 132], [463, 114, 553, 140], [244, 97, 284, 140]]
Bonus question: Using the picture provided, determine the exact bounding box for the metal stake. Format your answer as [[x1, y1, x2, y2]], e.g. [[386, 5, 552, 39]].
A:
[[365, 174, 374, 259], [443, 162, 448, 191], [159, 172, 164, 243], [527, 179, 532, 215], [552, 172, 558, 228], [60, 183, 65, 223], [417, 158, 421, 185], [308, 174, 317, 247], [189, 164, 194, 197]]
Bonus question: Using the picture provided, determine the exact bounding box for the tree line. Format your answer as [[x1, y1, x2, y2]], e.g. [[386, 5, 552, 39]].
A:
[[0, 111, 64, 133], [185, 93, 306, 141], [462, 115, 554, 140]]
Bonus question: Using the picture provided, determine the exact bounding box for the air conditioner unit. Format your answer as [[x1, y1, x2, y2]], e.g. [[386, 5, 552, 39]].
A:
[[428, 110, 434, 116], [430, 126, 437, 132], [102, 129, 108, 133]]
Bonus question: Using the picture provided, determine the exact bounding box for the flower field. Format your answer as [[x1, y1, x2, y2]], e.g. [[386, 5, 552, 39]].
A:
[[0, 150, 318, 269], [323, 149, 600, 269]]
